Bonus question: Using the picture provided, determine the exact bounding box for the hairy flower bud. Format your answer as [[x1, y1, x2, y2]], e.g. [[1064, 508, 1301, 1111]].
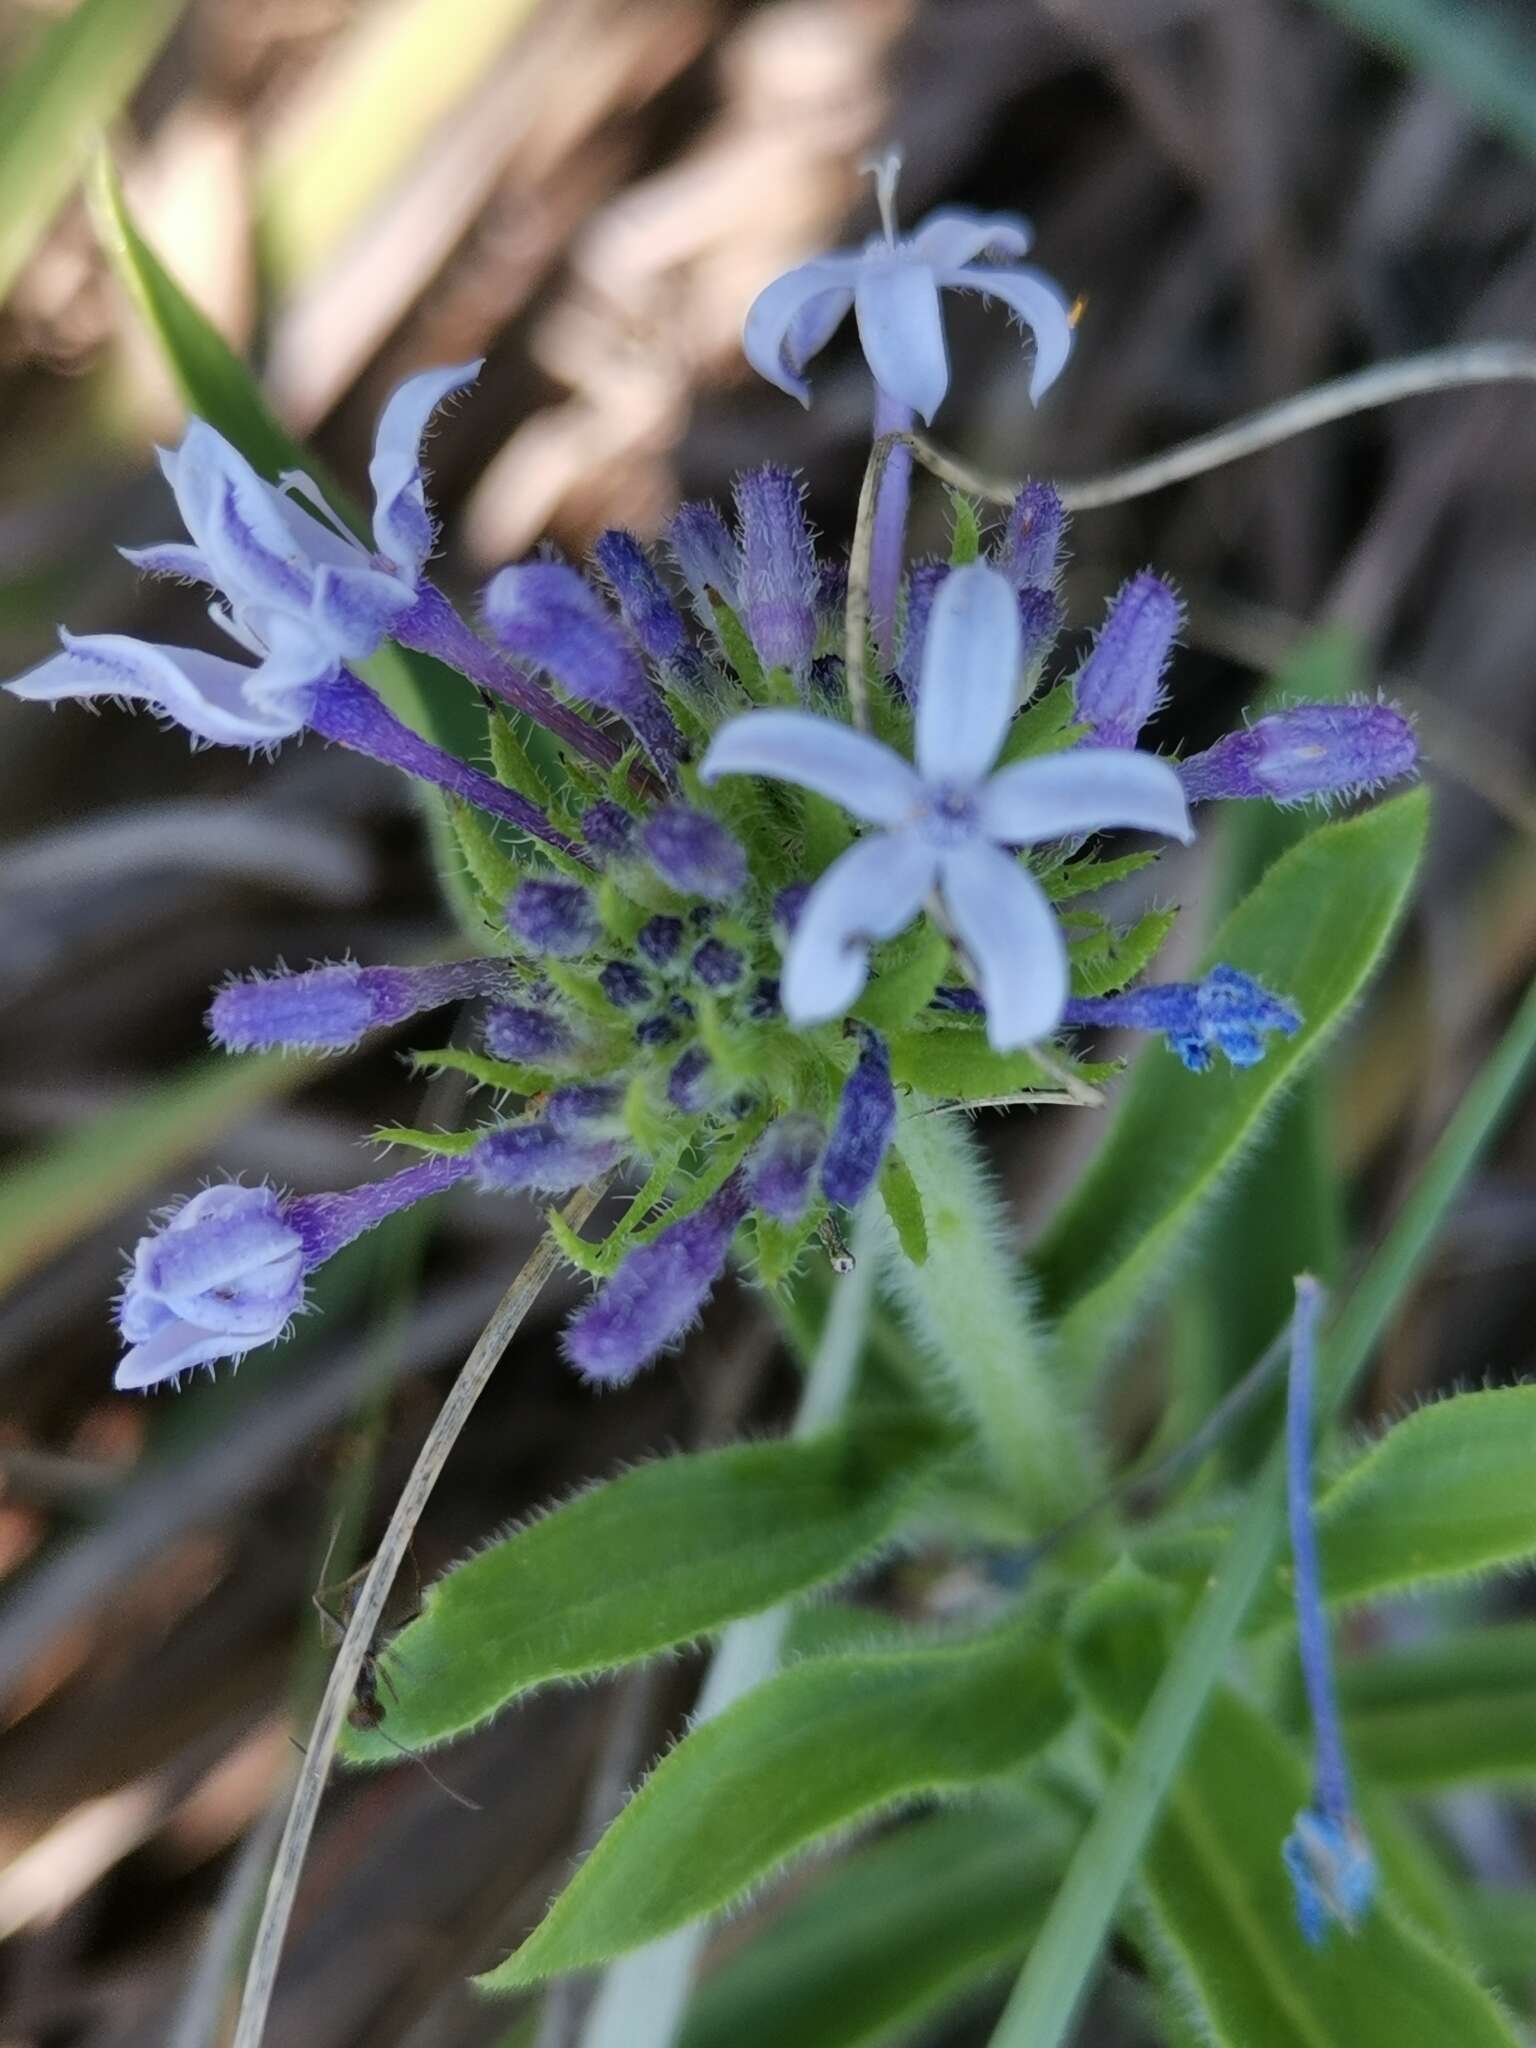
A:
[[473, 1122, 621, 1193], [896, 561, 948, 705], [691, 936, 745, 991], [1065, 965, 1301, 1071], [749, 1112, 824, 1223], [735, 466, 819, 675], [592, 528, 689, 665], [507, 878, 601, 957], [641, 806, 747, 902], [598, 959, 650, 1008], [821, 1029, 896, 1208], [562, 1174, 749, 1383], [667, 500, 741, 630], [1000, 481, 1065, 591], [485, 1002, 576, 1063], [666, 1044, 715, 1112], [637, 914, 685, 969], [209, 958, 509, 1053], [1074, 571, 1181, 749], [1178, 702, 1417, 806], [482, 560, 681, 769], [581, 799, 637, 858]]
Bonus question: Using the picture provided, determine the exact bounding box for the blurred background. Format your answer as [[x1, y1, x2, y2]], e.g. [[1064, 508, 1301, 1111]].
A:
[[1, 0, 1535, 2043]]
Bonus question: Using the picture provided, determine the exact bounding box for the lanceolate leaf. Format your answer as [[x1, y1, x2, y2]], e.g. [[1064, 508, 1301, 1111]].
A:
[[0, 0, 186, 307], [344, 1426, 945, 1760], [1068, 1581, 1520, 2048], [678, 1805, 1076, 2048], [1328, 1624, 1536, 1790], [1033, 790, 1428, 1376], [479, 1621, 1071, 1989]]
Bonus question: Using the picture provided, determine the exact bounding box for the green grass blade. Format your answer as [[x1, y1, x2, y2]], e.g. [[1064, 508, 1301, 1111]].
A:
[[0, 0, 186, 307], [987, 965, 1536, 2048], [1308, 0, 1536, 160]]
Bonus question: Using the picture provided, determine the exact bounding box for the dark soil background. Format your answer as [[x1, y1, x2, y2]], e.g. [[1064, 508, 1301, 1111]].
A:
[[1, 2, 1534, 2043]]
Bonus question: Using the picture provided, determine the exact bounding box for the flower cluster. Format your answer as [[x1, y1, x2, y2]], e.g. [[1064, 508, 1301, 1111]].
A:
[[7, 189, 1419, 1399]]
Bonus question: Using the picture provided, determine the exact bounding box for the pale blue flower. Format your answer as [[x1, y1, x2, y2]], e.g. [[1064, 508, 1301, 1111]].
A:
[[8, 361, 480, 746], [743, 154, 1074, 423], [701, 561, 1193, 1051]]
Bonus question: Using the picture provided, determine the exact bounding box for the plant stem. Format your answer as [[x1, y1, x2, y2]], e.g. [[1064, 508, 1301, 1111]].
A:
[[231, 1183, 606, 2048], [878, 1107, 1095, 1531], [868, 388, 915, 665], [986, 967, 1536, 2048], [574, 1219, 877, 2048]]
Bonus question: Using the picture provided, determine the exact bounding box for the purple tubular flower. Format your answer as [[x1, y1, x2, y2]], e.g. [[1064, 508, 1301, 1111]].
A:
[[691, 937, 744, 991], [581, 799, 637, 857], [667, 500, 741, 629], [637, 916, 684, 969], [507, 878, 601, 957], [562, 1174, 749, 1384], [666, 1044, 715, 1112], [1178, 701, 1418, 807], [641, 806, 747, 901], [307, 669, 587, 862], [1000, 482, 1065, 591], [1062, 965, 1301, 1071], [734, 466, 819, 675], [821, 1029, 897, 1208], [209, 958, 511, 1053], [1074, 572, 1181, 750], [482, 561, 682, 772], [599, 959, 651, 1008], [285, 1153, 471, 1267], [749, 1112, 824, 1223], [592, 529, 690, 666], [896, 562, 948, 705], [1017, 585, 1063, 670], [485, 1002, 576, 1063], [473, 1122, 622, 1194]]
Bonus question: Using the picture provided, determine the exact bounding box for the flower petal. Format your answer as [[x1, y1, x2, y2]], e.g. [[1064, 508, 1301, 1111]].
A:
[[914, 560, 1022, 785], [979, 748, 1194, 847], [911, 209, 1033, 268], [946, 263, 1076, 403], [368, 358, 483, 579], [7, 631, 305, 746], [120, 541, 216, 584], [781, 831, 937, 1027], [743, 260, 858, 404], [701, 708, 921, 825], [854, 261, 950, 423], [311, 562, 414, 660], [115, 1319, 243, 1391], [162, 422, 315, 611], [939, 841, 1068, 1049]]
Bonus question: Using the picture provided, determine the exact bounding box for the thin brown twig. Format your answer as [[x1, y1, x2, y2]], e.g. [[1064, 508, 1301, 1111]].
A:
[[893, 342, 1536, 512], [232, 1183, 606, 2048]]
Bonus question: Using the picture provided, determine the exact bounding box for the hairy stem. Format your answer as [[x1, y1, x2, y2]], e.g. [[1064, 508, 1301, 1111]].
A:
[[868, 388, 915, 665], [878, 1107, 1095, 1530]]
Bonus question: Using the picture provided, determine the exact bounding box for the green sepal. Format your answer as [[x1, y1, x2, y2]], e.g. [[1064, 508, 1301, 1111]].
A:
[[996, 680, 1084, 767], [1069, 906, 1179, 998], [486, 708, 553, 807], [947, 489, 983, 565], [370, 1126, 481, 1158], [409, 1046, 566, 1097], [854, 919, 951, 1034]]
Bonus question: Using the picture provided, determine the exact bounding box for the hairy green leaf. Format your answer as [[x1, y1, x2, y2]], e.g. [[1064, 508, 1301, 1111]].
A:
[[480, 1619, 1071, 1988], [1033, 790, 1428, 1375], [344, 1426, 945, 1760], [679, 1806, 1075, 2048], [1330, 1623, 1536, 1789]]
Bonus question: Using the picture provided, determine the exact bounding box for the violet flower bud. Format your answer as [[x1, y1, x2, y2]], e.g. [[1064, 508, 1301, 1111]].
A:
[[1178, 702, 1418, 807], [642, 806, 747, 902], [666, 1044, 715, 1112], [209, 958, 511, 1054], [691, 937, 744, 991], [1074, 571, 1181, 749], [473, 1122, 622, 1194], [821, 1029, 896, 1208], [637, 915, 685, 969], [507, 878, 601, 957], [592, 528, 690, 666], [482, 560, 681, 770], [635, 1012, 681, 1047], [774, 883, 811, 937], [735, 466, 819, 676], [598, 960, 651, 1008], [895, 562, 948, 705], [667, 500, 741, 630], [1017, 584, 1064, 671], [562, 1173, 749, 1384], [485, 1002, 576, 1064], [581, 799, 637, 858], [544, 1083, 624, 1134], [748, 1112, 824, 1223], [1000, 482, 1065, 591]]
